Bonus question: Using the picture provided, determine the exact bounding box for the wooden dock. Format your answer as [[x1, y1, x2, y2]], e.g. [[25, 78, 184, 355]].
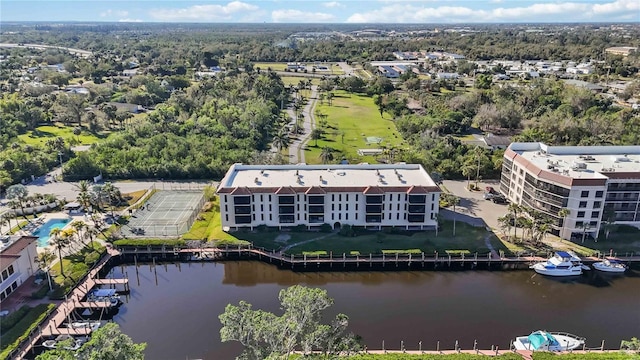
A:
[[13, 249, 129, 359], [113, 244, 640, 271]]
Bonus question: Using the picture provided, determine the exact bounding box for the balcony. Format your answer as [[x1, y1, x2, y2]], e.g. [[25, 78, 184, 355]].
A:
[[408, 195, 426, 204], [279, 206, 295, 214], [234, 206, 251, 215], [278, 196, 295, 204], [308, 205, 324, 214], [234, 215, 252, 224], [408, 214, 425, 223], [233, 196, 251, 205], [366, 196, 383, 204], [279, 215, 295, 224], [366, 215, 382, 223], [408, 205, 426, 213], [366, 205, 382, 214]]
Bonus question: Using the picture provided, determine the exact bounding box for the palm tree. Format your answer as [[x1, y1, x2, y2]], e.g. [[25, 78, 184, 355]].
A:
[[310, 128, 323, 147], [71, 220, 87, 246], [86, 226, 98, 250], [472, 146, 484, 188], [319, 147, 334, 164], [508, 203, 521, 242], [0, 214, 8, 235], [497, 215, 513, 241], [35, 249, 56, 290], [102, 182, 122, 217], [557, 207, 570, 240], [49, 228, 70, 277], [6, 184, 29, 221], [461, 163, 475, 190], [271, 128, 290, 152], [449, 195, 460, 237]]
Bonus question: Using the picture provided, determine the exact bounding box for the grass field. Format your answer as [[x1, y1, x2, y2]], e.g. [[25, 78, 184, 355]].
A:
[[287, 221, 506, 255], [281, 76, 322, 87], [305, 90, 405, 164], [254, 62, 344, 75], [18, 125, 110, 146]]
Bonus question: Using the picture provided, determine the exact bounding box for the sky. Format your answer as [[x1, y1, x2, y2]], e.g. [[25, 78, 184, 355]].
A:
[[1, 0, 639, 23]]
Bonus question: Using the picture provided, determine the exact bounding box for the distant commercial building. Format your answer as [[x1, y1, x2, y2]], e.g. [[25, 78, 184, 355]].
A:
[[0, 236, 38, 303], [217, 164, 441, 231], [605, 47, 638, 57], [501, 143, 640, 240]]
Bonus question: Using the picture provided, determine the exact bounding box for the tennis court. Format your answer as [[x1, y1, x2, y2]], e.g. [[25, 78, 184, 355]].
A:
[[123, 191, 205, 238]]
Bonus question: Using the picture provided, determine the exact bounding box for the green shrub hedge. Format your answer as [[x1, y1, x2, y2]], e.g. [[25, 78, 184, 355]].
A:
[[0, 304, 54, 358], [30, 284, 49, 299], [0, 305, 30, 333], [113, 239, 186, 247]]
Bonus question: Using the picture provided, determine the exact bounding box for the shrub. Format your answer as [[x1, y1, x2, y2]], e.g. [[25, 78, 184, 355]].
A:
[[256, 224, 269, 233], [292, 224, 308, 232], [31, 284, 49, 299], [0, 304, 54, 357], [113, 239, 186, 247], [339, 224, 356, 237], [0, 305, 30, 333], [201, 201, 213, 212], [84, 252, 100, 265], [320, 223, 332, 233]]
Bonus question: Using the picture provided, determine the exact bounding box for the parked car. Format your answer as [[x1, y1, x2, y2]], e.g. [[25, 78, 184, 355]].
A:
[[486, 186, 498, 194], [492, 196, 508, 204], [483, 192, 496, 200]]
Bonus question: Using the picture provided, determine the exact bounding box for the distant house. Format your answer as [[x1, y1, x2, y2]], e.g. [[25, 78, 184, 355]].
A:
[[605, 46, 638, 57], [0, 236, 38, 303], [481, 134, 512, 150], [65, 85, 90, 95], [105, 102, 144, 114], [436, 72, 459, 80], [379, 65, 399, 78], [122, 69, 139, 77], [563, 79, 604, 93], [287, 62, 306, 71]]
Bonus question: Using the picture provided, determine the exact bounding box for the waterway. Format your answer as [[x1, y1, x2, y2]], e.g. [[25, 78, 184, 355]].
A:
[[107, 261, 640, 360]]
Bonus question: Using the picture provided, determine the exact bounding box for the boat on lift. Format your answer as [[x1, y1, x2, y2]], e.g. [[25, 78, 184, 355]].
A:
[[42, 335, 88, 350], [512, 330, 585, 351]]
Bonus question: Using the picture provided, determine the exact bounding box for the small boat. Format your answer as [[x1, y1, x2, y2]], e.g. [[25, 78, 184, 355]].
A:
[[512, 330, 585, 351], [87, 288, 121, 306], [42, 335, 87, 350], [593, 259, 627, 273], [66, 321, 101, 331], [530, 251, 588, 276]]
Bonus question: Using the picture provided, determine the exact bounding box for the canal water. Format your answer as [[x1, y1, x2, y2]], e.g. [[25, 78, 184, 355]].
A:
[[108, 261, 640, 360]]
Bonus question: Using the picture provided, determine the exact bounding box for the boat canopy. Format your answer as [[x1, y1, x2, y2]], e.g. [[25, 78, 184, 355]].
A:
[[528, 331, 559, 350], [556, 251, 572, 259], [91, 289, 117, 297]]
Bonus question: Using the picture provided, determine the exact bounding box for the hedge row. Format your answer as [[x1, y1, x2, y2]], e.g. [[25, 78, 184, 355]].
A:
[[0, 304, 55, 358], [0, 305, 30, 333], [113, 239, 186, 247]]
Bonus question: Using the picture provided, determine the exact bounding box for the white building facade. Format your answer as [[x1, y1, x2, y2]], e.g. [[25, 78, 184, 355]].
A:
[[0, 236, 38, 303], [217, 164, 441, 231], [501, 143, 640, 240]]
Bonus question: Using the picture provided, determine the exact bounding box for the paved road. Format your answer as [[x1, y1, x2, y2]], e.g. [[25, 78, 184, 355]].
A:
[[288, 85, 318, 164], [336, 62, 356, 77], [440, 179, 509, 230], [0, 43, 93, 58]]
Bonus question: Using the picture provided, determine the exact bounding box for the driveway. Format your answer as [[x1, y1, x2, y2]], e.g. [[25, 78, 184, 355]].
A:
[[440, 179, 509, 230]]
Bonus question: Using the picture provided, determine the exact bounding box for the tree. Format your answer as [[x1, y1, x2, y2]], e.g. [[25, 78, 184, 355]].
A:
[[557, 207, 570, 240], [508, 203, 521, 242], [49, 228, 70, 276], [56, 94, 87, 127], [6, 184, 29, 220], [310, 128, 324, 147], [36, 323, 146, 360], [219, 285, 360, 359], [35, 249, 56, 290], [271, 128, 290, 152], [319, 147, 334, 164], [497, 215, 513, 241], [441, 193, 460, 237]]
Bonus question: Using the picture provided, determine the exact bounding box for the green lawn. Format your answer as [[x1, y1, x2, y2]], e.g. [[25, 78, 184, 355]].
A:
[[18, 125, 111, 146], [287, 221, 507, 256], [306, 90, 405, 165], [254, 62, 289, 71]]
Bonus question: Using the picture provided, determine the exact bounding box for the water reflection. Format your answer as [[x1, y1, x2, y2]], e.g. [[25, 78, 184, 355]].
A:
[[107, 261, 640, 360]]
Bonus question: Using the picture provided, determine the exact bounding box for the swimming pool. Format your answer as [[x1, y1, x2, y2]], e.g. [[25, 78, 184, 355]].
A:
[[32, 218, 71, 247]]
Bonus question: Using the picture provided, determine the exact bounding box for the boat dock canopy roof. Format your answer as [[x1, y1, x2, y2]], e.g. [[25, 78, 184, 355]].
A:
[[556, 251, 573, 258], [528, 332, 559, 350]]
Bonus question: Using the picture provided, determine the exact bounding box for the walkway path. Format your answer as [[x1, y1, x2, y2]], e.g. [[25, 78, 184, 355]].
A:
[[483, 232, 499, 259], [288, 85, 318, 164]]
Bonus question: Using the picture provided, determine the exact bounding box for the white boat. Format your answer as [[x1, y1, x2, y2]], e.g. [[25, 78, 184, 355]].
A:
[[530, 251, 589, 276], [87, 288, 121, 306], [42, 335, 87, 350], [66, 321, 101, 331], [513, 331, 585, 351], [593, 259, 627, 273]]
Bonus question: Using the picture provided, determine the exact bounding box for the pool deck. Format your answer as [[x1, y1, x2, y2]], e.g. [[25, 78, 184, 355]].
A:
[[14, 212, 94, 254]]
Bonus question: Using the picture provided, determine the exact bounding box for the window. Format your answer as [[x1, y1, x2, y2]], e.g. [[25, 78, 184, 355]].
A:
[[355, 203, 358, 211], [581, 190, 589, 198], [269, 214, 272, 221], [579, 201, 587, 208], [591, 211, 600, 219], [397, 194, 401, 201], [576, 221, 584, 227], [397, 204, 400, 211], [339, 194, 342, 201], [225, 205, 228, 212], [269, 204, 272, 211], [593, 201, 601, 208], [346, 194, 349, 201], [346, 204, 349, 211], [261, 195, 264, 201], [332, 204, 335, 211], [595, 191, 604, 198], [339, 204, 342, 211], [269, 195, 272, 201], [577, 211, 585, 218], [346, 213, 349, 220], [332, 194, 335, 201], [261, 214, 264, 221], [339, 213, 342, 220], [356, 194, 359, 201], [397, 213, 400, 220]]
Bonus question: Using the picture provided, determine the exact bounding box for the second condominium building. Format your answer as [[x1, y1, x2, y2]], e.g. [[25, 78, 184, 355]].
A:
[[217, 163, 441, 231], [501, 142, 640, 240]]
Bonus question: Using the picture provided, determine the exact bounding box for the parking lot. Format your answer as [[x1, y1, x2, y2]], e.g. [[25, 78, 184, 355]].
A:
[[440, 179, 510, 230]]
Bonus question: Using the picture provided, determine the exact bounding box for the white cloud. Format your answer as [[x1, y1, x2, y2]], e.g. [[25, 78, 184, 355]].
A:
[[100, 10, 129, 18], [490, 0, 503, 3], [323, 1, 345, 8], [149, 1, 260, 21], [346, 1, 637, 23], [272, 9, 336, 23], [119, 18, 143, 23]]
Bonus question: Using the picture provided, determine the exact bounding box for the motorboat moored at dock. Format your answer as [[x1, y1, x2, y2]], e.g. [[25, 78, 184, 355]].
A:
[[593, 259, 627, 273], [512, 330, 585, 351], [530, 251, 589, 276], [42, 334, 88, 350]]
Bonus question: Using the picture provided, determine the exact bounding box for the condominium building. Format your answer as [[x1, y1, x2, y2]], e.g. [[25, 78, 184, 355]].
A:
[[501, 143, 640, 240], [0, 235, 38, 303], [217, 164, 441, 231], [605, 46, 638, 57]]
